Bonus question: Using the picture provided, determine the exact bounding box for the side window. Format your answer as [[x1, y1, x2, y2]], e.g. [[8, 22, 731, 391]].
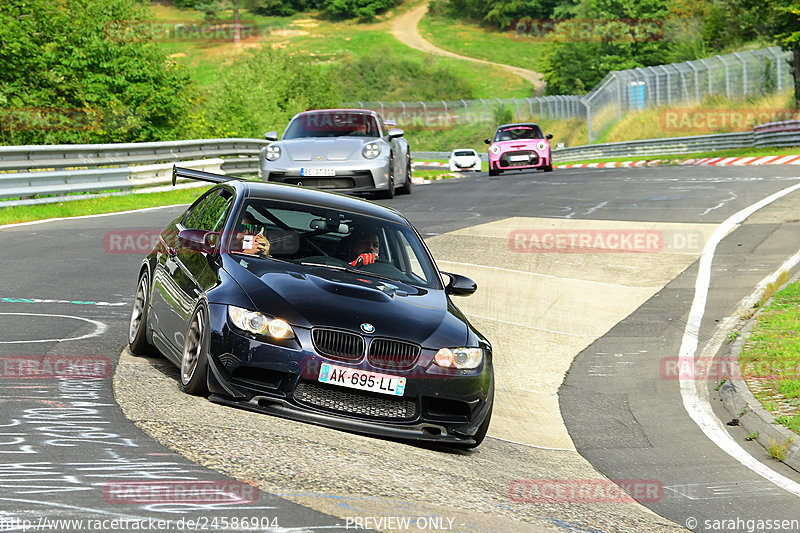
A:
[[182, 192, 217, 229], [396, 231, 426, 282], [184, 191, 233, 231]]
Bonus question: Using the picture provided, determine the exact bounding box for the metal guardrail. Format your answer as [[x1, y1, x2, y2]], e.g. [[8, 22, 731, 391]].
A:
[[2, 119, 799, 206], [0, 139, 267, 204]]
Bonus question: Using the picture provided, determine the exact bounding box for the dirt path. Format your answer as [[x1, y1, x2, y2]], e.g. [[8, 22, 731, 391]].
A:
[[390, 2, 544, 91]]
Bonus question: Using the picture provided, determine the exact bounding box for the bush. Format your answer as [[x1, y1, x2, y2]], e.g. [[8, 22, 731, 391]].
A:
[[334, 47, 475, 101], [0, 0, 196, 145], [199, 47, 341, 138]]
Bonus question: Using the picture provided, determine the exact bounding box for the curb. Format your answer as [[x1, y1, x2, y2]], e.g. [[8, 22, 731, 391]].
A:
[[719, 278, 800, 472], [557, 154, 800, 169]]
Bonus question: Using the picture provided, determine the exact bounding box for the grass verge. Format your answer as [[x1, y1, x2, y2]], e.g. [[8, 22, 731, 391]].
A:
[[0, 187, 210, 226], [417, 13, 545, 72], [739, 278, 800, 436]]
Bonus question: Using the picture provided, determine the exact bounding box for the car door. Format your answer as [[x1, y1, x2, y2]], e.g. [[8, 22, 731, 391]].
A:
[[151, 188, 233, 358]]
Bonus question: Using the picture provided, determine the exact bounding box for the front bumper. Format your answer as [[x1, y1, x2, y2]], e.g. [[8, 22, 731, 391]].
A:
[[205, 308, 493, 444], [261, 158, 390, 194]]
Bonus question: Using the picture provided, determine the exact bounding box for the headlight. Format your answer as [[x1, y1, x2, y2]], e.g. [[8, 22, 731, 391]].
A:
[[490, 145, 500, 155], [362, 143, 381, 159], [434, 347, 483, 369], [266, 144, 281, 161], [228, 306, 294, 339], [536, 141, 547, 151]]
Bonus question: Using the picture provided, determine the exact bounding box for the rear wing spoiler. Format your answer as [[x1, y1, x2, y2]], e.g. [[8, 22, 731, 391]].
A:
[[172, 166, 244, 186]]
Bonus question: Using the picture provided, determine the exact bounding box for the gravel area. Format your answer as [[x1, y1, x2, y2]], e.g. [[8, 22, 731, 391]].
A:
[[115, 352, 684, 533]]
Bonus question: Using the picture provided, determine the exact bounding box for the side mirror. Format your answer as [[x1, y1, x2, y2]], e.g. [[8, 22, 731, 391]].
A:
[[484, 138, 492, 145], [178, 229, 219, 255], [387, 127, 404, 139], [442, 272, 477, 296], [546, 133, 553, 140], [264, 131, 278, 141]]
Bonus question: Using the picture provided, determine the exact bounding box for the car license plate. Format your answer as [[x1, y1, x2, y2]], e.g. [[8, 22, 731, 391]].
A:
[[301, 167, 335, 176], [318, 362, 406, 396], [509, 155, 529, 162]]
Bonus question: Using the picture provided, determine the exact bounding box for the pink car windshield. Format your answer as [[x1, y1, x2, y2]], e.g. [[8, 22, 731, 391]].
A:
[[494, 126, 544, 142]]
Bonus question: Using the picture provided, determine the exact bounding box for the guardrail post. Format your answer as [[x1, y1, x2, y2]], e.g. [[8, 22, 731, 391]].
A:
[[460, 99, 468, 124], [734, 52, 748, 96], [769, 47, 783, 91], [420, 101, 427, 127], [480, 99, 487, 123], [611, 72, 622, 120], [583, 99, 592, 143], [400, 101, 406, 124], [379, 101, 384, 118], [687, 62, 700, 103], [699, 59, 713, 97], [717, 55, 730, 99]]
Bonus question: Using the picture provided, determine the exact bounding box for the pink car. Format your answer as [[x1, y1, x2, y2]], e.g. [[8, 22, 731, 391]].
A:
[[484, 123, 553, 176]]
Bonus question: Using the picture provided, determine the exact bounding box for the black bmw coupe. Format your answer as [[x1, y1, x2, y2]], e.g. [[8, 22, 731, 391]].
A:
[[128, 168, 493, 447]]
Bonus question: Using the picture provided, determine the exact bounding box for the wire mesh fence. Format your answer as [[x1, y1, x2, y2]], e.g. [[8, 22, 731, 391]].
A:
[[348, 46, 792, 143]]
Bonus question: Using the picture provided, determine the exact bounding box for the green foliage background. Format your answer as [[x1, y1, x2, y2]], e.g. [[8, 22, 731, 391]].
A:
[[0, 0, 195, 144]]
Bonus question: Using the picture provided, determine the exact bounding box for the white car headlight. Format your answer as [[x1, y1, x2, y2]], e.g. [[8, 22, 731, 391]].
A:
[[362, 143, 381, 159], [537, 141, 547, 151], [490, 145, 500, 155], [266, 144, 281, 161], [434, 347, 483, 370], [228, 306, 294, 339]]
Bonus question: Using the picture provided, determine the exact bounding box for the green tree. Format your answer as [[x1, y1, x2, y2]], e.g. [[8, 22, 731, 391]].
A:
[[538, 0, 671, 94], [0, 0, 195, 145], [768, 1, 800, 108]]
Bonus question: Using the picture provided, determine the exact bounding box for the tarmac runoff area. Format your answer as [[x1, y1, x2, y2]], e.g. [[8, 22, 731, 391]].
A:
[[112, 215, 725, 532]]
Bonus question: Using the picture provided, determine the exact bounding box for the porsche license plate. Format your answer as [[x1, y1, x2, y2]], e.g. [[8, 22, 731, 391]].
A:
[[509, 155, 529, 162], [318, 362, 406, 396], [301, 167, 335, 176]]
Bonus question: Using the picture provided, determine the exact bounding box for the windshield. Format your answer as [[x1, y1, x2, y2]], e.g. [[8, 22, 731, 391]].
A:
[[453, 150, 476, 157], [227, 198, 440, 289], [494, 125, 544, 142], [283, 111, 381, 139]]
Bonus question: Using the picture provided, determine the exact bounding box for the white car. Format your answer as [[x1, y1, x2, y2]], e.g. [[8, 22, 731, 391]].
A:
[[449, 149, 482, 172]]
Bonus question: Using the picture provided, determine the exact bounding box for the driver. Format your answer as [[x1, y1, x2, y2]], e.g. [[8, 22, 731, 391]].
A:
[[239, 215, 270, 258], [344, 229, 380, 267]]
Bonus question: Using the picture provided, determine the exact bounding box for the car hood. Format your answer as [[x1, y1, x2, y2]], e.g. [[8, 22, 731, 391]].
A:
[[279, 137, 379, 162], [222, 256, 469, 348]]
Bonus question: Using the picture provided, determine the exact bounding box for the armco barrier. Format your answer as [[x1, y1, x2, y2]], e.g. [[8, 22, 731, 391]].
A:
[[2, 119, 799, 204]]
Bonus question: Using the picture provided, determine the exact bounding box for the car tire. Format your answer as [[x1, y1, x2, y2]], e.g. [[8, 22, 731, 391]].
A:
[[180, 304, 210, 396], [398, 154, 412, 195], [544, 163, 553, 172], [488, 163, 500, 177], [128, 269, 155, 355]]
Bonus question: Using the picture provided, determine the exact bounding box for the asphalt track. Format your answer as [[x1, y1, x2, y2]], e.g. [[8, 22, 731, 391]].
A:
[[1, 165, 800, 532]]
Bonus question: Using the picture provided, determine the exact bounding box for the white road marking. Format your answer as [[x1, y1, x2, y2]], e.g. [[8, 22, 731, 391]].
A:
[[464, 312, 596, 339], [0, 313, 106, 344], [679, 181, 800, 497], [487, 435, 574, 452], [435, 260, 636, 288]]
